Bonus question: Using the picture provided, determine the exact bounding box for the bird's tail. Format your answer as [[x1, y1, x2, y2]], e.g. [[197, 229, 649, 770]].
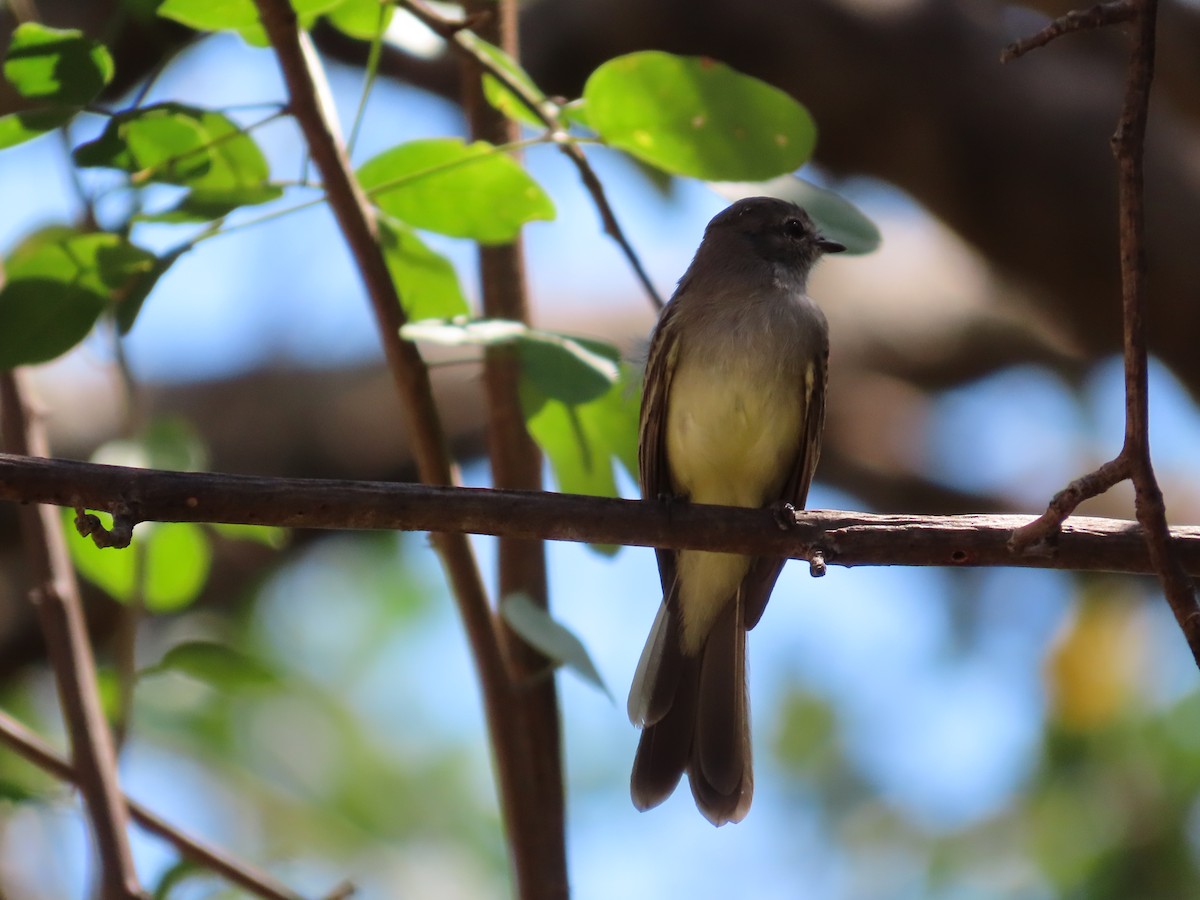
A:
[[629, 594, 752, 825]]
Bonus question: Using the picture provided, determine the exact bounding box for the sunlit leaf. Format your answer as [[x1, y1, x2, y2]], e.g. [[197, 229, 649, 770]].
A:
[[326, 0, 394, 40], [711, 176, 882, 254], [0, 228, 156, 367], [378, 217, 469, 320], [74, 104, 274, 209], [143, 522, 212, 613], [583, 51, 816, 180], [3, 24, 113, 107], [500, 592, 611, 699], [358, 138, 554, 243], [160, 0, 374, 44], [519, 362, 640, 510]]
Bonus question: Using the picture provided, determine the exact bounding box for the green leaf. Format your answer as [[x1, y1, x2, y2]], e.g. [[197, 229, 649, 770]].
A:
[[357, 138, 554, 244], [3, 24, 113, 107], [711, 176, 882, 255], [500, 592, 611, 699], [143, 522, 211, 613], [401, 319, 619, 404], [326, 0, 394, 40], [144, 640, 278, 691], [65, 509, 138, 603], [583, 51, 816, 180], [457, 31, 550, 130], [157, 0, 261, 32], [0, 108, 73, 150], [74, 104, 274, 204], [378, 217, 469, 321], [159, 0, 351, 44], [0, 228, 156, 367]]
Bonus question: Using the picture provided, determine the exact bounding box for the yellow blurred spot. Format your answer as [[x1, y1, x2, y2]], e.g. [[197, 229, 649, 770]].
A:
[[633, 130, 653, 147], [775, 134, 788, 147], [1046, 593, 1143, 731]]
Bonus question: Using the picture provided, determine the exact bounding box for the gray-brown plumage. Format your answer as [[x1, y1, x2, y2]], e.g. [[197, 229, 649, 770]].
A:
[[630, 197, 843, 825]]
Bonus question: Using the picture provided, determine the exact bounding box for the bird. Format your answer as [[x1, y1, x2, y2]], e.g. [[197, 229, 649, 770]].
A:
[[629, 196, 844, 825]]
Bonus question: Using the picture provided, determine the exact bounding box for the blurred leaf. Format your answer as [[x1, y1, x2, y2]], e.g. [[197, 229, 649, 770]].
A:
[[500, 592, 611, 699], [3, 24, 113, 107], [211, 522, 289, 548], [357, 138, 554, 244], [1047, 593, 1141, 731], [456, 31, 549, 129], [583, 51, 816, 180], [65, 509, 137, 603], [152, 859, 209, 900], [378, 217, 470, 320], [0, 108, 73, 150], [711, 176, 882, 254], [115, 247, 186, 334], [326, 0, 394, 40], [402, 318, 619, 404], [158, 0, 344, 43], [145, 640, 279, 691], [143, 522, 212, 613], [158, 0, 261, 32], [135, 185, 284, 224], [0, 228, 156, 367], [74, 104, 276, 214]]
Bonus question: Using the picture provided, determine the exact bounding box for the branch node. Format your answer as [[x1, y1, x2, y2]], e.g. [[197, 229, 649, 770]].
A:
[[807, 550, 827, 578], [75, 505, 137, 550], [1000, 0, 1136, 63]]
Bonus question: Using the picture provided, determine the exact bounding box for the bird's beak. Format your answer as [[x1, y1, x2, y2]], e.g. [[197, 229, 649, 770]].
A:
[[817, 237, 846, 254]]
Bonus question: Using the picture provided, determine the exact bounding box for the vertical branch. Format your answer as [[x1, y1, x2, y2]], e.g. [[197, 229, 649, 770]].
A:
[[0, 372, 142, 900], [248, 3, 556, 895], [459, 1, 567, 895], [1113, 0, 1200, 659], [1004, 0, 1200, 664]]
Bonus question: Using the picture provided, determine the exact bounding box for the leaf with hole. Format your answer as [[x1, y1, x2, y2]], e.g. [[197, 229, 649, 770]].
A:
[[583, 51, 816, 180], [358, 138, 554, 243]]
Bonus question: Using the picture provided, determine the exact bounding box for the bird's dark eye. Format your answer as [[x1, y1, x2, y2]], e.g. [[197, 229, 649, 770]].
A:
[[783, 218, 806, 239]]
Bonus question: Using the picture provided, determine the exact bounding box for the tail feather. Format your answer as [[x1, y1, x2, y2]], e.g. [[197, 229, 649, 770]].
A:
[[629, 593, 753, 824], [689, 596, 752, 825]]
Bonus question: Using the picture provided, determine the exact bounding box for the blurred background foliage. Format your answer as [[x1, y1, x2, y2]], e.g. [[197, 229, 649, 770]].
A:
[[3, 0, 1200, 897]]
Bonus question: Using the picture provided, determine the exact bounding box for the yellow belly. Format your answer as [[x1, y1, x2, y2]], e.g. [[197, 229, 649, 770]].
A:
[[666, 355, 803, 652]]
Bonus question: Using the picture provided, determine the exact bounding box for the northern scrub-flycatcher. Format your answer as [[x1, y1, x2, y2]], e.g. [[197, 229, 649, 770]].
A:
[[629, 197, 843, 825]]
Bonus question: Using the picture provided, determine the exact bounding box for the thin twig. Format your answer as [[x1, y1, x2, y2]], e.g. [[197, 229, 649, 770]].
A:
[[1000, 0, 1136, 62], [0, 709, 309, 900], [400, 0, 666, 309], [3, 453, 1200, 575], [0, 373, 143, 900]]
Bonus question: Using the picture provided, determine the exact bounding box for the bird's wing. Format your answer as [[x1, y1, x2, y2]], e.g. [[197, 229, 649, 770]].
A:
[[638, 300, 685, 596], [742, 334, 828, 630]]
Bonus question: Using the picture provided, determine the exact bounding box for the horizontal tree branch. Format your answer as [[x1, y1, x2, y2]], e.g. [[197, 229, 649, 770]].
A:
[[2, 453, 1198, 577]]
